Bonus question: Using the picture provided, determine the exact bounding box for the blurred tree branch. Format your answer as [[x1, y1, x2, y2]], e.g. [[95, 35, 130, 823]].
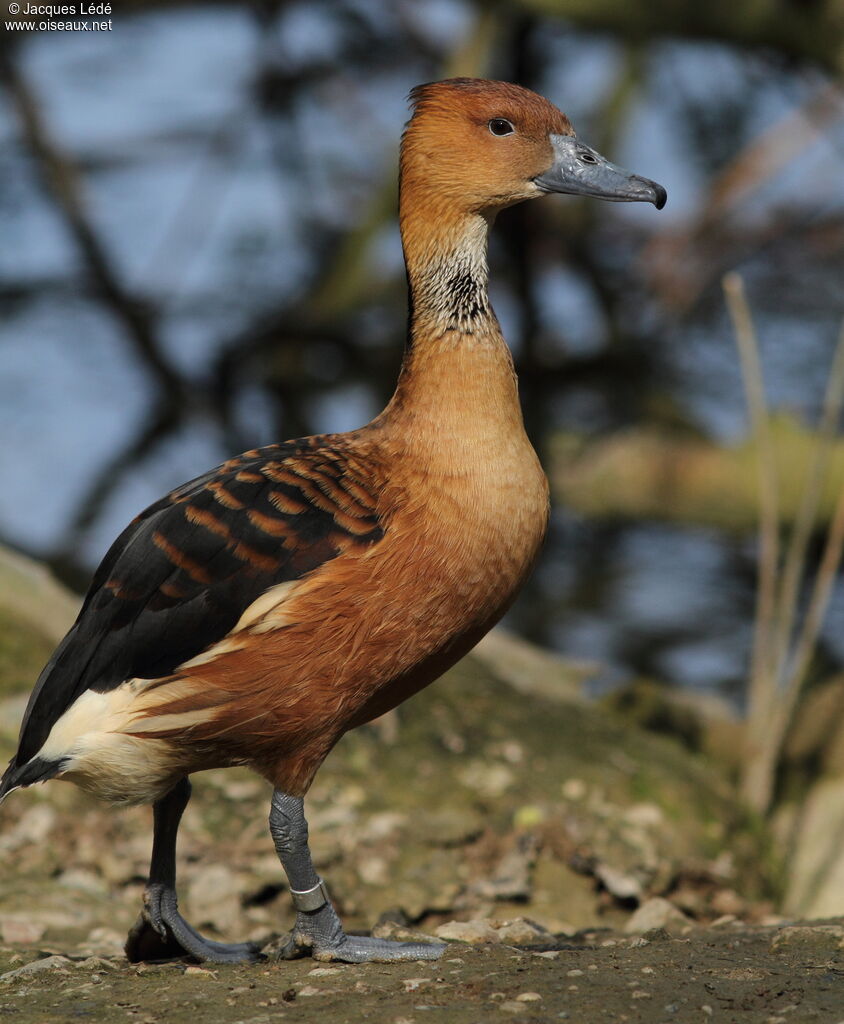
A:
[[645, 83, 844, 313], [517, 0, 844, 76], [0, 50, 185, 405], [550, 414, 844, 535], [0, 47, 197, 583]]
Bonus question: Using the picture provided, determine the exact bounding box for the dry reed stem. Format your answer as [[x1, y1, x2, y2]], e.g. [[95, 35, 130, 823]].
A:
[[723, 273, 780, 744], [780, 356, 844, 731], [772, 320, 844, 686], [727, 283, 844, 813], [761, 472, 844, 814]]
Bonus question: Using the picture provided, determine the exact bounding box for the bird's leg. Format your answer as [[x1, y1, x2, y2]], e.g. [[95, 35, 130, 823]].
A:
[[125, 777, 262, 964], [269, 789, 444, 963]]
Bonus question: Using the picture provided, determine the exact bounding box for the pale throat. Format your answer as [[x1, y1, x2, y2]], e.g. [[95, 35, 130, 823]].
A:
[[384, 201, 523, 445], [401, 208, 497, 340]]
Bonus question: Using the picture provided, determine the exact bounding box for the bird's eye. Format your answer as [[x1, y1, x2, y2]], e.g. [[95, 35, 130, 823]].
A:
[[578, 150, 599, 165], [488, 118, 515, 137]]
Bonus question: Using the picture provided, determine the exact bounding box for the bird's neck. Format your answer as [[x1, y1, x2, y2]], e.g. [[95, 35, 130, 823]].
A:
[[380, 196, 524, 445], [402, 203, 494, 341]]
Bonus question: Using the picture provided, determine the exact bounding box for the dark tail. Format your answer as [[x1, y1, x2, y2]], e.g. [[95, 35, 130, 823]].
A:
[[0, 756, 63, 804]]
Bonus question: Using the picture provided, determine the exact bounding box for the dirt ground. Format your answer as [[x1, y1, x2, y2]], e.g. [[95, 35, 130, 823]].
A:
[[2, 919, 843, 1024]]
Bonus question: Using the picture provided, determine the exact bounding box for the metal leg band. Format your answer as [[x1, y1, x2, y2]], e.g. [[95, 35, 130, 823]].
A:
[[290, 878, 330, 913]]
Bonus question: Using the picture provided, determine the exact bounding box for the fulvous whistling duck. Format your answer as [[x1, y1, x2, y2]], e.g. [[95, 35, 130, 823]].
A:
[[1, 79, 665, 964]]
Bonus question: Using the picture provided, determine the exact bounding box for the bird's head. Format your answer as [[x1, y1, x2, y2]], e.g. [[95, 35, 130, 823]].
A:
[[401, 78, 666, 215]]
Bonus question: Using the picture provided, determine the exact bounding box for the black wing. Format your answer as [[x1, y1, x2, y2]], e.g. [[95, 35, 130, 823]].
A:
[[14, 438, 384, 764]]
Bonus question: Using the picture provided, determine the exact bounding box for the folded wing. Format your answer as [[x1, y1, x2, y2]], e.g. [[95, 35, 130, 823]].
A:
[[12, 438, 385, 766]]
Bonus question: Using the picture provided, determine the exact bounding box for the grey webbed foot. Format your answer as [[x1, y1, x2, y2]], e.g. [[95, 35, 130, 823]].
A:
[[127, 780, 262, 964], [125, 882, 263, 964], [269, 790, 445, 964], [280, 903, 445, 963]]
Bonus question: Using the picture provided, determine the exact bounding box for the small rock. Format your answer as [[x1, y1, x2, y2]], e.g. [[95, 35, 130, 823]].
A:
[[458, 761, 513, 797], [78, 928, 125, 957], [516, 992, 542, 1001], [308, 966, 343, 977], [498, 740, 525, 764], [419, 808, 484, 846], [371, 920, 441, 946], [533, 950, 559, 959], [493, 918, 549, 945], [471, 835, 537, 901], [0, 918, 46, 944], [710, 888, 745, 917], [403, 978, 430, 992], [1, 954, 72, 982], [0, 804, 56, 852], [358, 856, 390, 885], [297, 985, 321, 997], [770, 925, 844, 954], [187, 864, 242, 934], [435, 919, 500, 944], [595, 864, 643, 902], [57, 868, 108, 896], [561, 778, 587, 800], [499, 1001, 528, 1014], [184, 965, 217, 978], [623, 803, 664, 827], [220, 779, 263, 800], [362, 811, 407, 840], [624, 898, 691, 935], [78, 957, 119, 971], [723, 967, 767, 981]]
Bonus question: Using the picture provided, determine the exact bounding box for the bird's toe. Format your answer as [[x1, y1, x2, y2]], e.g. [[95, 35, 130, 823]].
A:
[[313, 935, 446, 964]]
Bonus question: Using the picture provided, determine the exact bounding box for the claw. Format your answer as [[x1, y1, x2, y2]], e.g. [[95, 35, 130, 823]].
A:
[[287, 913, 445, 963], [142, 885, 169, 941], [279, 935, 312, 960], [127, 883, 263, 965]]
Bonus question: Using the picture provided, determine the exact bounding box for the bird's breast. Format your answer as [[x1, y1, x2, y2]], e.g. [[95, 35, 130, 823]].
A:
[[385, 428, 550, 627]]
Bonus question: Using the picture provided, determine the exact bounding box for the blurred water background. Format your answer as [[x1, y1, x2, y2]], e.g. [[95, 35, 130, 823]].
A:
[[1, 0, 843, 700]]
